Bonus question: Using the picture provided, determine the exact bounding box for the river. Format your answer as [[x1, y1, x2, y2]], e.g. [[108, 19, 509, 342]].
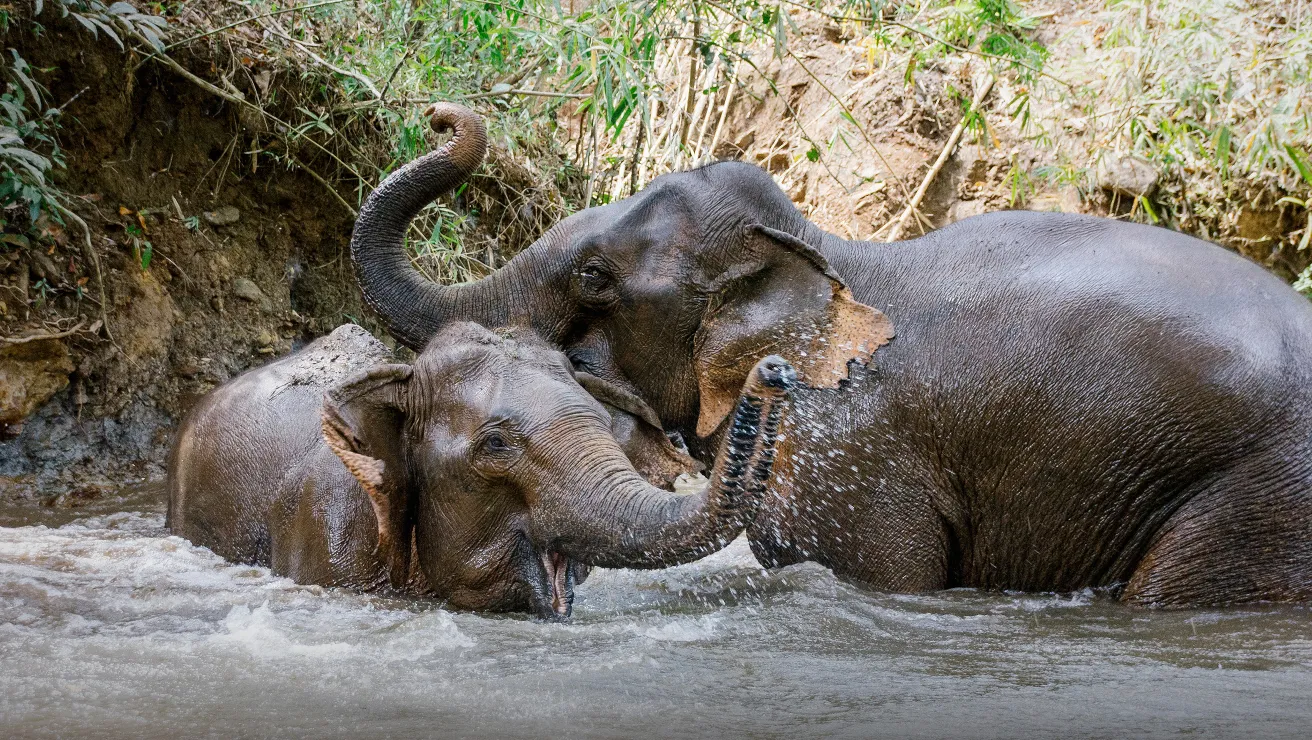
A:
[[1, 486, 1309, 739]]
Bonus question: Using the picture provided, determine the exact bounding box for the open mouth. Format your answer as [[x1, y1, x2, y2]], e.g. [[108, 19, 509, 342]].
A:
[[540, 550, 572, 619], [531, 547, 588, 621]]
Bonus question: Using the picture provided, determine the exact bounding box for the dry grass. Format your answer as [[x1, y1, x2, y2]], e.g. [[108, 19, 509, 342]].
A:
[[1006, 0, 1312, 278]]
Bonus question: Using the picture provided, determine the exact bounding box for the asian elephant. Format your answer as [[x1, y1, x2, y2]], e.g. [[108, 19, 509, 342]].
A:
[[350, 104, 1312, 608], [166, 322, 796, 619]]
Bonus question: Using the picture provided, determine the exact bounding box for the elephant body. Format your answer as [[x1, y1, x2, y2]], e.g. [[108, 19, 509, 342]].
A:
[[349, 104, 1312, 607], [751, 211, 1312, 606], [167, 324, 393, 589], [167, 321, 795, 618]]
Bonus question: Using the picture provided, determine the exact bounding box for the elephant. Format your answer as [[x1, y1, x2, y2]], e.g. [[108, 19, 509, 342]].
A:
[[166, 322, 796, 619], [349, 103, 1312, 608]]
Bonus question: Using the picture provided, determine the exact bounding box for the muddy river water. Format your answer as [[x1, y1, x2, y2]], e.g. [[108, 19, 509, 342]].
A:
[[1, 487, 1309, 739]]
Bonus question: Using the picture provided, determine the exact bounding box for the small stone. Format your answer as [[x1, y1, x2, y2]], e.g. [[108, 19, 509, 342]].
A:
[[203, 206, 241, 227], [255, 329, 277, 349], [232, 278, 273, 312], [1096, 154, 1159, 198], [1028, 187, 1083, 214], [948, 200, 987, 224], [211, 295, 225, 312]]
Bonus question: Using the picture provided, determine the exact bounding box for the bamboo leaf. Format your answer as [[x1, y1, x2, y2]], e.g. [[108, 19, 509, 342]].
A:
[[71, 13, 99, 36], [87, 16, 125, 49], [1285, 144, 1312, 187]]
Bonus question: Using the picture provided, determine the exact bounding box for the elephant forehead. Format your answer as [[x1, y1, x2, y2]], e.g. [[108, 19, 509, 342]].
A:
[[543, 202, 627, 254], [414, 360, 607, 432]]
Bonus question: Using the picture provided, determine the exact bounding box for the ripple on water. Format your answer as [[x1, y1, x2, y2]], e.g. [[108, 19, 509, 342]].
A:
[[1, 512, 1311, 739]]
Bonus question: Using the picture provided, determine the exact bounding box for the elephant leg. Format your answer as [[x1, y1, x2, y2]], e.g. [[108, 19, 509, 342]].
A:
[[1123, 458, 1312, 608]]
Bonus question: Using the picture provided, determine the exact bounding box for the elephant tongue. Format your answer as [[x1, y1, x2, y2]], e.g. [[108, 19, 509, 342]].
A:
[[541, 550, 572, 618]]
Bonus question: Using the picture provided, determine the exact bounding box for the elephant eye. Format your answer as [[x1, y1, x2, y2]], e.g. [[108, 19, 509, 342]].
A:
[[477, 426, 522, 459], [485, 432, 510, 452], [576, 260, 617, 304], [580, 265, 609, 285]]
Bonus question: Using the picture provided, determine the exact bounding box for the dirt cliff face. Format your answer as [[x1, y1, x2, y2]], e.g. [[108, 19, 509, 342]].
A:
[[0, 22, 368, 499]]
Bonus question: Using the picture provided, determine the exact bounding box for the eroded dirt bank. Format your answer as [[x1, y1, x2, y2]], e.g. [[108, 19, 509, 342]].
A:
[[0, 4, 581, 506], [1, 19, 378, 501]]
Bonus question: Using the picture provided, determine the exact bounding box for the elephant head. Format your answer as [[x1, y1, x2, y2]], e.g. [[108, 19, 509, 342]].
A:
[[319, 321, 794, 620], [352, 104, 892, 450]]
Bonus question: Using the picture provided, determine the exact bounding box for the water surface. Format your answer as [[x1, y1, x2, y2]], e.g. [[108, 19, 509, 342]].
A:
[[1, 492, 1309, 739]]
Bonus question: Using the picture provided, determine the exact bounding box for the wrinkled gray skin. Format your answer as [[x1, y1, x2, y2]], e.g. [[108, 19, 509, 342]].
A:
[[167, 323, 794, 619], [352, 104, 1312, 608]]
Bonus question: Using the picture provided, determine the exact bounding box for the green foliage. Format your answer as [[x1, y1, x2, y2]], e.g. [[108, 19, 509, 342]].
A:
[[44, 0, 170, 50], [0, 50, 62, 229], [1015, 0, 1311, 251]]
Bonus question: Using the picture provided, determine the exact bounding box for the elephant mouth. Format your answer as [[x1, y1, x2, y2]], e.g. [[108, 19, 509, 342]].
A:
[[542, 551, 572, 618], [528, 545, 587, 621]]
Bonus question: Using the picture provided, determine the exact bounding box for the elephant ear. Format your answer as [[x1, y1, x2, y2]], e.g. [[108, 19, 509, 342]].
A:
[[693, 224, 894, 438], [321, 364, 414, 588], [575, 371, 704, 489]]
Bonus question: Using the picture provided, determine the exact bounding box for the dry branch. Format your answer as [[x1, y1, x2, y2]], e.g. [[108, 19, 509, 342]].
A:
[[884, 76, 995, 242], [2, 319, 87, 345]]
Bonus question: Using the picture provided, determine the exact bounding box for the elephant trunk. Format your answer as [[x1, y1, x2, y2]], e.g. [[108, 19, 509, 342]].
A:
[[541, 356, 796, 569], [351, 103, 518, 350]]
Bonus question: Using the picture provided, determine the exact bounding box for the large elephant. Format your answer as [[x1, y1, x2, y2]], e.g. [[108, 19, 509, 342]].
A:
[[351, 104, 1312, 608], [167, 322, 795, 619]]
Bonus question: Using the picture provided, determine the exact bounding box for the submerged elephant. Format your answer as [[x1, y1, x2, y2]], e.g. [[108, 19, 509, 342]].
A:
[[351, 104, 1312, 608], [167, 322, 796, 619]]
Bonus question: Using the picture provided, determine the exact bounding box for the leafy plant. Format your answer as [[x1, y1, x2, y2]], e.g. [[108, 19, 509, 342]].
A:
[[43, 0, 170, 50], [0, 50, 62, 228]]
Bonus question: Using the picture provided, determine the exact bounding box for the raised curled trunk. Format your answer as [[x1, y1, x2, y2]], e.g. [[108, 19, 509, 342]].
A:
[[351, 103, 517, 350], [543, 356, 796, 569]]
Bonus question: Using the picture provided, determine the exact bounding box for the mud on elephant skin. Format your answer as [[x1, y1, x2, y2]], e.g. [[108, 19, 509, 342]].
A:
[[167, 323, 796, 619], [352, 103, 1312, 608]]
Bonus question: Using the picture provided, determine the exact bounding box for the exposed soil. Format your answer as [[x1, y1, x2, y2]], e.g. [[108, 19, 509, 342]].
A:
[[0, 21, 375, 500]]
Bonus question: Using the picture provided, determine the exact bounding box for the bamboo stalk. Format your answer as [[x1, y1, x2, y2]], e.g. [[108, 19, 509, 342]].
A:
[[884, 76, 995, 242], [706, 58, 743, 160], [675, 50, 719, 171], [690, 47, 725, 163]]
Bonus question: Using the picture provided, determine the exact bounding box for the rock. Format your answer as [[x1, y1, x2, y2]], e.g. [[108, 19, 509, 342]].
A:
[[947, 200, 987, 224], [253, 69, 272, 97], [255, 330, 279, 351], [117, 270, 176, 364], [0, 338, 75, 438], [1028, 187, 1083, 214], [29, 250, 62, 283], [232, 277, 273, 312], [42, 483, 111, 509], [203, 206, 241, 227], [1096, 154, 1159, 197], [714, 130, 756, 160]]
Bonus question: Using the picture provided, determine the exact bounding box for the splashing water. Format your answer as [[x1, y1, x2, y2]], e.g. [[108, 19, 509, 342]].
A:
[[1, 493, 1310, 739]]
